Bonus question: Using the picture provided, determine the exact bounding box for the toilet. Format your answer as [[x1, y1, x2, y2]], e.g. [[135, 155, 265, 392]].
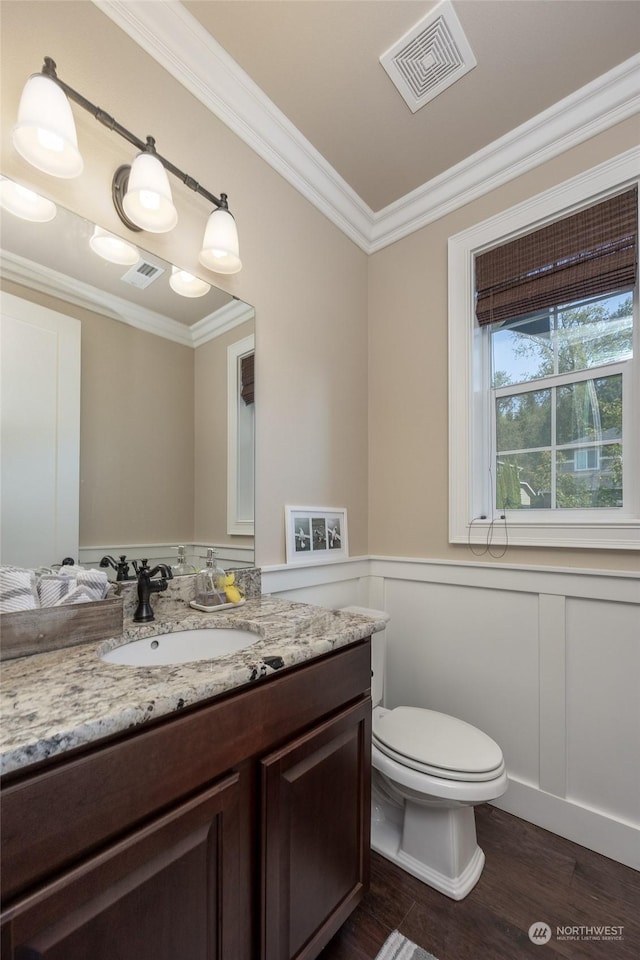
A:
[[341, 606, 508, 900]]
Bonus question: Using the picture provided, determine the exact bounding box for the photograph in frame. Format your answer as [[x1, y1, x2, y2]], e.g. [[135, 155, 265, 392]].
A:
[[285, 506, 348, 564]]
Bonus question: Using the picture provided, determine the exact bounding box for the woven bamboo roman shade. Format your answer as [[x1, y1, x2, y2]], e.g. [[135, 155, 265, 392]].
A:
[[241, 352, 255, 405], [475, 187, 638, 327]]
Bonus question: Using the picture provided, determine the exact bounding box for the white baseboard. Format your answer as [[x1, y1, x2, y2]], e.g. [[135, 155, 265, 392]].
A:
[[492, 777, 640, 871]]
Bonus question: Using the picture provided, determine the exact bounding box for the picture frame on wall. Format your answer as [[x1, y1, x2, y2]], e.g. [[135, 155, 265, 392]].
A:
[[285, 506, 348, 564]]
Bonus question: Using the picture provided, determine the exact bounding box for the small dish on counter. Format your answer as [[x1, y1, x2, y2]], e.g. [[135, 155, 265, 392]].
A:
[[189, 598, 246, 613]]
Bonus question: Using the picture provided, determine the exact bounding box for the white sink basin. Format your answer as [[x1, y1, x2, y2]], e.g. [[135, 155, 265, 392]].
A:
[[101, 628, 260, 666]]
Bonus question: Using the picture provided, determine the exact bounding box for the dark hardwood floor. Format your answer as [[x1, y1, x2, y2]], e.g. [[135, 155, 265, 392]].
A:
[[318, 805, 640, 960]]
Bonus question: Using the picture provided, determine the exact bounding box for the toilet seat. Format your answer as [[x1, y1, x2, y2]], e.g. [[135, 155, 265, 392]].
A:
[[373, 706, 505, 783]]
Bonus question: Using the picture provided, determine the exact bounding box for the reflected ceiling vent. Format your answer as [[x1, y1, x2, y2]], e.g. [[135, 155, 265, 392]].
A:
[[380, 0, 476, 113], [120, 258, 165, 290]]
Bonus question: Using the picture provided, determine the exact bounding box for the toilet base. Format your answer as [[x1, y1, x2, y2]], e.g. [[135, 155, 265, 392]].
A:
[[371, 783, 486, 900]]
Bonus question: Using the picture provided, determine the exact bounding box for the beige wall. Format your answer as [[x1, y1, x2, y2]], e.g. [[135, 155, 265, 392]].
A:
[[194, 318, 254, 549], [79, 306, 195, 547], [0, 1, 370, 566], [368, 116, 640, 572], [2, 3, 636, 571]]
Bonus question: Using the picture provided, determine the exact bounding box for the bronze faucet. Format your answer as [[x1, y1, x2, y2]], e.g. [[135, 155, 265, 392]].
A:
[[133, 561, 173, 623]]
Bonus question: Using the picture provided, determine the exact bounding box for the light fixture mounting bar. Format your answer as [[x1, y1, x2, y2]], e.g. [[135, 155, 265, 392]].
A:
[[40, 57, 228, 210]]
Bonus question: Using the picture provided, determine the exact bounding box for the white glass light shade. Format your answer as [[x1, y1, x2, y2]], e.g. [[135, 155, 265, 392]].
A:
[[198, 207, 242, 274], [122, 152, 178, 233], [89, 226, 139, 266], [12, 74, 83, 178], [0, 179, 56, 222], [169, 266, 211, 298]]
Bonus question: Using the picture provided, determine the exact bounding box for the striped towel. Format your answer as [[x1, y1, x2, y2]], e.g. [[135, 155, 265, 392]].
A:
[[37, 569, 110, 607], [0, 566, 40, 613], [77, 569, 110, 601]]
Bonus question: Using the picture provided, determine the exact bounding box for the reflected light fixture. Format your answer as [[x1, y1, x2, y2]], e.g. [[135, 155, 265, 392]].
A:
[[89, 226, 139, 266], [169, 266, 211, 298], [0, 177, 57, 222], [12, 57, 242, 274]]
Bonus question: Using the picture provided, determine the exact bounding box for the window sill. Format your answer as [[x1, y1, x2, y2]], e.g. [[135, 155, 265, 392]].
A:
[[453, 519, 640, 550]]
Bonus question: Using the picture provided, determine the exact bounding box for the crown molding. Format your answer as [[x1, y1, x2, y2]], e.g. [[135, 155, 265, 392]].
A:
[[0, 249, 248, 347], [94, 0, 373, 251], [95, 1, 640, 255], [191, 298, 254, 348], [369, 53, 640, 252]]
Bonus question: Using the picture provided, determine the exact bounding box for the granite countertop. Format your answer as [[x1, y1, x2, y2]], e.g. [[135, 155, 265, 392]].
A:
[[0, 597, 385, 777]]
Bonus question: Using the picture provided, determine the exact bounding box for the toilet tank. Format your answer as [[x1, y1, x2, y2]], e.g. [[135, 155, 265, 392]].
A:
[[340, 606, 390, 707]]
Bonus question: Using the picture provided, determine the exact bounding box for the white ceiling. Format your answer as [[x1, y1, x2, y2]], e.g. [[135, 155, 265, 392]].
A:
[[184, 0, 640, 211], [98, 0, 640, 253]]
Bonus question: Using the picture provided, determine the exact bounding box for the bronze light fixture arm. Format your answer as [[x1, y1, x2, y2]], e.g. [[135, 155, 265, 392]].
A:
[[40, 56, 230, 213]]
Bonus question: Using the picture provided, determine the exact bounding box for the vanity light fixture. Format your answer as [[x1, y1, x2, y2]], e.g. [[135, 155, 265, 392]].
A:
[[89, 226, 140, 266], [0, 177, 57, 222], [12, 71, 83, 178], [119, 143, 178, 234], [12, 57, 242, 274], [169, 266, 211, 298], [199, 203, 241, 275]]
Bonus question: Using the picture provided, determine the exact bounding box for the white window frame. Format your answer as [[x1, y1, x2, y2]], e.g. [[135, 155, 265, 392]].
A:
[[448, 148, 640, 550], [227, 334, 255, 536]]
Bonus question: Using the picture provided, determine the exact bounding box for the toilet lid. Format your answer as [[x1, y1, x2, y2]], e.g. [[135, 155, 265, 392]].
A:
[[373, 706, 503, 775]]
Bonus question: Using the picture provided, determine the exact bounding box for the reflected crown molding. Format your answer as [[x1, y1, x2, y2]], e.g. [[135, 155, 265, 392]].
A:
[[96, 1, 640, 254], [0, 249, 252, 347]]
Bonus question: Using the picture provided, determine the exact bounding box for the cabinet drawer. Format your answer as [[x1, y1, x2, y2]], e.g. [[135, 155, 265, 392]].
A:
[[2, 773, 241, 960]]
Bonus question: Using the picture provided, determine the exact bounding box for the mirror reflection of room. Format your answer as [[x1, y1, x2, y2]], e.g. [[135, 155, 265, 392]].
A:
[[0, 197, 255, 573]]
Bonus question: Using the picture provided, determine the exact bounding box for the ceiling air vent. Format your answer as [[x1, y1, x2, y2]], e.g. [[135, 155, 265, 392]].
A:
[[380, 0, 476, 113], [120, 258, 165, 290]]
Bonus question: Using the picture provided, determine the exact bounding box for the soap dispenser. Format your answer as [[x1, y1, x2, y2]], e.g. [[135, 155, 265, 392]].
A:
[[194, 548, 227, 607], [172, 546, 197, 577]]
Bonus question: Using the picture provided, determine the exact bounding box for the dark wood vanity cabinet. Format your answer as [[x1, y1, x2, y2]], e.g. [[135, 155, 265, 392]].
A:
[[0, 640, 371, 960], [1, 773, 243, 960], [262, 699, 370, 960]]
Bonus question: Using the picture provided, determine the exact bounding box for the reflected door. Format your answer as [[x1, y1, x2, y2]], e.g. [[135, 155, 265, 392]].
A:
[[0, 292, 80, 568]]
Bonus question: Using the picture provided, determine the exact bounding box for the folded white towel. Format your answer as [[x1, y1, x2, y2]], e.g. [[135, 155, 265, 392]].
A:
[[38, 568, 109, 607], [56, 586, 95, 606], [0, 566, 40, 613], [38, 574, 76, 607], [77, 569, 110, 601], [1, 566, 110, 612]]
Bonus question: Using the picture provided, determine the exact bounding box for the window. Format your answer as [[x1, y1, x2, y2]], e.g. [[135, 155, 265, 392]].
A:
[[492, 291, 630, 511], [227, 335, 255, 536], [573, 448, 600, 472], [448, 151, 639, 549]]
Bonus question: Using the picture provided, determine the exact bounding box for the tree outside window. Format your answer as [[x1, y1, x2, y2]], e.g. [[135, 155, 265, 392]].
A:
[[491, 292, 631, 510]]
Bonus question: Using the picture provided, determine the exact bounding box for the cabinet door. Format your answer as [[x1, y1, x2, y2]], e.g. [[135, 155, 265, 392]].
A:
[[261, 698, 371, 960], [2, 773, 242, 960]]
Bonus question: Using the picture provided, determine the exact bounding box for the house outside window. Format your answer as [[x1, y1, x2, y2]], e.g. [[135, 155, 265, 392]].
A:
[[572, 447, 600, 473], [448, 151, 639, 550]]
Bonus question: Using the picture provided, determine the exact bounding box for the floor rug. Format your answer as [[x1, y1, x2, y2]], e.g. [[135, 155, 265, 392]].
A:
[[375, 929, 439, 960]]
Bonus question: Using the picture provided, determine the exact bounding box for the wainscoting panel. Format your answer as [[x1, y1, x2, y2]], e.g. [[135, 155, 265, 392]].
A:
[[381, 578, 540, 788], [565, 597, 640, 824], [262, 557, 640, 869]]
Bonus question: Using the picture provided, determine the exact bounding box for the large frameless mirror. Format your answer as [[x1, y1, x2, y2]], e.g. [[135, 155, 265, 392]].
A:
[[0, 191, 255, 574]]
